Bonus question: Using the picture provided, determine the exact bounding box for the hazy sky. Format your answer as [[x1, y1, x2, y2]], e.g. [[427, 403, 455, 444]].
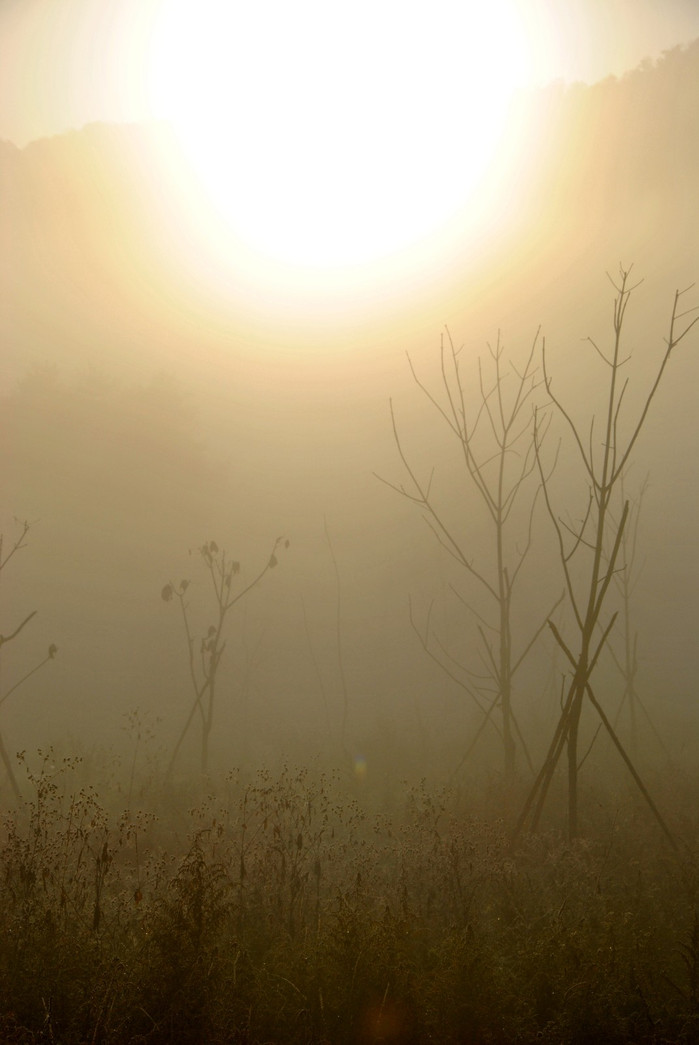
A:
[[3, 0, 699, 272], [2, 0, 698, 773], [1, 0, 699, 148]]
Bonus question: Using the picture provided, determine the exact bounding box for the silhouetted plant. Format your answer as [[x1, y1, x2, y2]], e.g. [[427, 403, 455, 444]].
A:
[[162, 536, 289, 778], [122, 705, 163, 812], [516, 268, 699, 842], [380, 330, 560, 785]]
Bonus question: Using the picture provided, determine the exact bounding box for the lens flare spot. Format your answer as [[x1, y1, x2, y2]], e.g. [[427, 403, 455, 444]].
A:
[[353, 754, 367, 783]]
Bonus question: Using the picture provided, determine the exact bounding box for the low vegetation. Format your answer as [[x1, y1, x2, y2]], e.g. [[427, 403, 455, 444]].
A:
[[1, 750, 698, 1044]]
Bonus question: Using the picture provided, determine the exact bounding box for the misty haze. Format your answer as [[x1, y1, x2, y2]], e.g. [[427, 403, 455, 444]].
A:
[[2, 4, 699, 1042]]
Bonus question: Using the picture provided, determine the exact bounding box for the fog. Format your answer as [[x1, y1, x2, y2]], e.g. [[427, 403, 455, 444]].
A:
[[2, 42, 699, 791]]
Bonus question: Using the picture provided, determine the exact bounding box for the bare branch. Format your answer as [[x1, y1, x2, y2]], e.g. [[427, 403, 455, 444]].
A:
[[511, 591, 565, 676], [542, 339, 595, 482], [0, 610, 38, 648], [612, 284, 698, 484], [408, 598, 491, 717], [0, 519, 31, 573]]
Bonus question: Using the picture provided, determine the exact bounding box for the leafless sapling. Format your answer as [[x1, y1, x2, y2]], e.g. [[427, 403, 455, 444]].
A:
[[515, 267, 698, 842], [379, 329, 560, 784], [162, 536, 288, 778]]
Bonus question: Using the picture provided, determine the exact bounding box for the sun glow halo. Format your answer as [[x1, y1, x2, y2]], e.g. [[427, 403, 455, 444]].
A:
[[147, 1, 530, 274]]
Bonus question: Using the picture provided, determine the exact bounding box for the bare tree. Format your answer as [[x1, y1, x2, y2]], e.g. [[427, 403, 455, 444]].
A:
[[0, 520, 57, 799], [162, 536, 288, 778], [379, 329, 558, 784], [515, 267, 698, 842]]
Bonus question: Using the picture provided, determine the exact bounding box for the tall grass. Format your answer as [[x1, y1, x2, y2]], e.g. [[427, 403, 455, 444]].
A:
[[1, 751, 697, 1043]]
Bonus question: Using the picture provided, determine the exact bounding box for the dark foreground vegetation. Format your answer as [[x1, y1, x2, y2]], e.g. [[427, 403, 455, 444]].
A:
[[1, 752, 698, 1045]]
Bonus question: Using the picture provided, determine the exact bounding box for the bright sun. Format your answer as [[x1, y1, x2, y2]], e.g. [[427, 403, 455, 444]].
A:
[[147, 0, 529, 273]]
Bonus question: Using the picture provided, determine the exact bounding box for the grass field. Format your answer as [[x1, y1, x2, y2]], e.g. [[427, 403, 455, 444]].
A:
[[1, 748, 698, 1044]]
